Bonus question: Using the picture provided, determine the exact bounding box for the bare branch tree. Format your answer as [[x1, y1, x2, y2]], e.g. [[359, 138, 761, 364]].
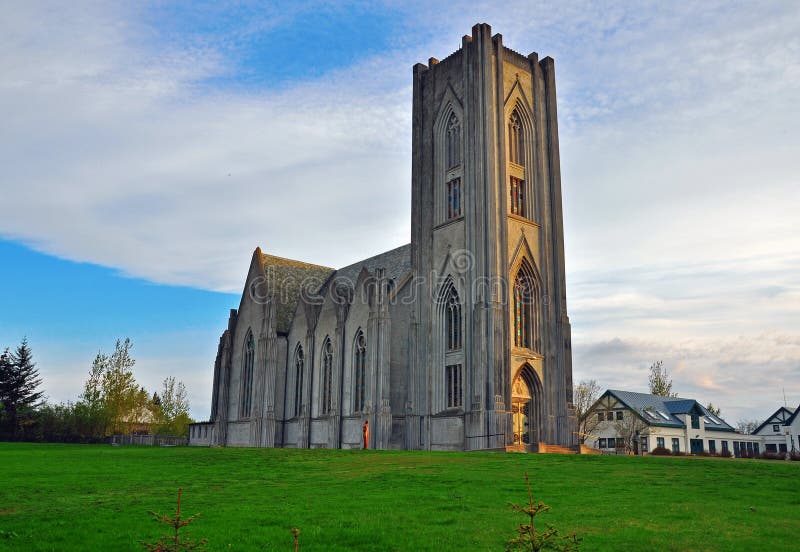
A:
[[573, 380, 602, 444], [613, 410, 648, 454]]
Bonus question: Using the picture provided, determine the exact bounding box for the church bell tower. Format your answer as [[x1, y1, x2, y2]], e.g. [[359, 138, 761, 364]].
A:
[[410, 23, 576, 450]]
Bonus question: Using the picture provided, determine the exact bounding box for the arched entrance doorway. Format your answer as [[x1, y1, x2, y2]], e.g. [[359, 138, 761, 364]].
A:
[[511, 364, 542, 447]]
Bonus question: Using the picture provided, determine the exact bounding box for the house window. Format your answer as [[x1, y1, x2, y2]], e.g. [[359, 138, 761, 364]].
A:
[[753, 443, 760, 456], [239, 330, 255, 419], [607, 438, 616, 449], [640, 436, 649, 453], [321, 338, 333, 415], [597, 412, 604, 423], [598, 438, 607, 449], [691, 414, 700, 429], [779, 443, 787, 453], [765, 443, 777, 452], [773, 424, 780, 432], [721, 440, 729, 452], [446, 177, 462, 219], [616, 411, 624, 420], [446, 364, 462, 408], [510, 176, 527, 217], [353, 330, 367, 413], [606, 412, 613, 421], [656, 437, 665, 449], [733, 441, 741, 457], [671, 438, 680, 453], [293, 345, 304, 417], [708, 440, 716, 453]]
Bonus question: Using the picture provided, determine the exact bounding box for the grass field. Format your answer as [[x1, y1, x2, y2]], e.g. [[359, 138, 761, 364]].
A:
[[1, 443, 798, 551]]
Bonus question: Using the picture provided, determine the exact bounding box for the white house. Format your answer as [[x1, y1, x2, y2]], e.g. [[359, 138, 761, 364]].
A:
[[752, 406, 799, 455], [586, 390, 762, 457]]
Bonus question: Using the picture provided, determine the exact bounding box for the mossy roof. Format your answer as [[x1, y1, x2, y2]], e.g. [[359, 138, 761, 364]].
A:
[[259, 244, 411, 334], [260, 252, 335, 334]]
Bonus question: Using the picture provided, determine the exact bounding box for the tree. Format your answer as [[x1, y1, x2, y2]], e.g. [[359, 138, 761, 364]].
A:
[[0, 339, 44, 440], [705, 403, 721, 417], [648, 361, 676, 397], [736, 419, 759, 434], [155, 376, 192, 436], [573, 380, 602, 444], [100, 338, 141, 434], [76, 352, 111, 440], [613, 410, 648, 454]]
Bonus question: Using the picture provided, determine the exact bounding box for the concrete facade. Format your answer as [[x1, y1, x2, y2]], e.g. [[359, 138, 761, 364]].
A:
[[190, 23, 577, 451]]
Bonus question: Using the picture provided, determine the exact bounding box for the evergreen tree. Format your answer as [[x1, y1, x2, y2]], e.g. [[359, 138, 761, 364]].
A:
[[0, 338, 44, 440], [648, 361, 677, 398]]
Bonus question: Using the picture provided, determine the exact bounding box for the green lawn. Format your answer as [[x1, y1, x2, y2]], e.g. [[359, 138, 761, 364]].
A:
[[1, 443, 798, 551]]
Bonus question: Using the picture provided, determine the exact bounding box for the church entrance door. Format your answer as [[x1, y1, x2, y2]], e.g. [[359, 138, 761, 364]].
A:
[[511, 364, 542, 447]]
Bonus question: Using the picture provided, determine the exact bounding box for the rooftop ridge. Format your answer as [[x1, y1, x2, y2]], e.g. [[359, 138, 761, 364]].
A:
[[260, 250, 334, 271], [336, 243, 411, 273]]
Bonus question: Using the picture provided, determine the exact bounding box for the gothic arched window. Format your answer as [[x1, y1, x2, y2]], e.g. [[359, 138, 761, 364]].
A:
[[508, 110, 524, 166], [439, 280, 463, 410], [353, 330, 367, 413], [514, 260, 542, 352], [321, 337, 333, 415], [239, 330, 255, 419], [446, 287, 462, 351], [446, 112, 461, 169], [293, 344, 304, 417], [446, 113, 462, 220], [508, 109, 529, 218]]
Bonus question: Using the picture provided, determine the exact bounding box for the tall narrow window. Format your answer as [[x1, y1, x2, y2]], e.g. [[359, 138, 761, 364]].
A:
[[293, 344, 304, 417], [321, 338, 333, 415], [353, 330, 367, 413], [510, 176, 526, 217], [239, 330, 255, 418], [446, 177, 462, 219], [508, 110, 524, 166], [446, 288, 462, 351], [446, 364, 462, 408], [513, 260, 542, 352], [439, 280, 464, 412], [508, 109, 530, 219], [446, 113, 461, 169], [439, 110, 464, 224]]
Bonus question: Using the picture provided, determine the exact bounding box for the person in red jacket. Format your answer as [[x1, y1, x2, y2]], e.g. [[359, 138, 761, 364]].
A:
[[362, 420, 370, 450]]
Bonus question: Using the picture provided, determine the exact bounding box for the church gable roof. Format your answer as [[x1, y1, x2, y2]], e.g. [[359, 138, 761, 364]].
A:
[[331, 244, 412, 288], [259, 250, 334, 334], [259, 244, 411, 334]]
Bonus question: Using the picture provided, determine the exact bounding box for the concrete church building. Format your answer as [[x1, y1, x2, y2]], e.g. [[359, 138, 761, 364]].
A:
[[189, 23, 577, 451]]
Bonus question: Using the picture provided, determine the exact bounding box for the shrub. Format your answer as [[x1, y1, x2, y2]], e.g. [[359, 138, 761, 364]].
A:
[[717, 449, 733, 458], [650, 447, 671, 456], [790, 451, 800, 461], [672, 450, 686, 457], [759, 451, 783, 461]]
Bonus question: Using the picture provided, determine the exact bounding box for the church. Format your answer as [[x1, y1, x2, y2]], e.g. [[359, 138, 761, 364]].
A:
[[189, 23, 577, 451]]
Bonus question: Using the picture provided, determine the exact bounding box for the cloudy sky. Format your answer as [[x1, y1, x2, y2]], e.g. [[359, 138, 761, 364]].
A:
[[1, 1, 798, 424]]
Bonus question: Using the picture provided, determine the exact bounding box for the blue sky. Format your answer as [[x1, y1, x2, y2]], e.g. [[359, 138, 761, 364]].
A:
[[1, 1, 799, 422]]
